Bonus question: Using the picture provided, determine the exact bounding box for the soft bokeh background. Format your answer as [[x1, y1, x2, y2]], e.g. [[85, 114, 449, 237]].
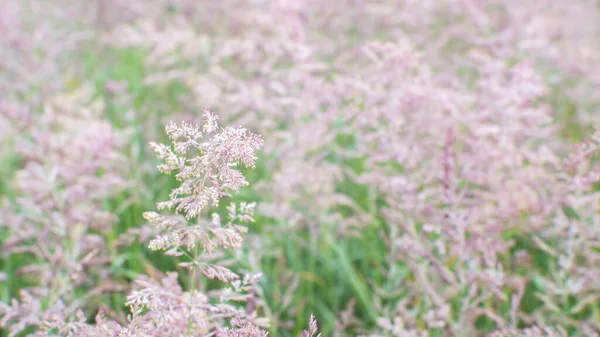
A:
[[1, 1, 600, 336]]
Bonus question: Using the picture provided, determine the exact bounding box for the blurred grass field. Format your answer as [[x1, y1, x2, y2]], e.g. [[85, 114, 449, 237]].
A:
[[2, 2, 600, 336], [0, 43, 594, 336]]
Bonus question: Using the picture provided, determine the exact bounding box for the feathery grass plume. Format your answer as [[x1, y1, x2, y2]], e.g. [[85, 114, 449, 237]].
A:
[[348, 34, 574, 335], [8, 110, 267, 337], [0, 87, 129, 337], [302, 314, 322, 337], [133, 109, 266, 336], [144, 109, 263, 251], [524, 127, 600, 333]]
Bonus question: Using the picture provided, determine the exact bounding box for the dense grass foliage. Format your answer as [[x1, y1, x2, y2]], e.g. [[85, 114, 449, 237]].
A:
[[1, 1, 600, 337]]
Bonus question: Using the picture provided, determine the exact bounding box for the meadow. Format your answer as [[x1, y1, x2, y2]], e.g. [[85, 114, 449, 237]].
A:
[[1, 1, 600, 336]]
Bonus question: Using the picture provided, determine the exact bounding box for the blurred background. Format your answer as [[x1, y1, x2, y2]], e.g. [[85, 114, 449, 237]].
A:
[[1, 1, 600, 336]]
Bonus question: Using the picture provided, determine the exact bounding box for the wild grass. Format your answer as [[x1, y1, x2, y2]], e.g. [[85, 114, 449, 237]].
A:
[[1, 1, 600, 337]]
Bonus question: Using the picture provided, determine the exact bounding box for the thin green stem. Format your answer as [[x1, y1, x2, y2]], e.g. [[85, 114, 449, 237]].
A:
[[186, 243, 200, 336]]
